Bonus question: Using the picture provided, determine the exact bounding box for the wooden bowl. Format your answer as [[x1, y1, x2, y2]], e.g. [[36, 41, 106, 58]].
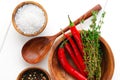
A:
[[17, 67, 51, 80], [48, 35, 114, 80], [12, 1, 48, 36]]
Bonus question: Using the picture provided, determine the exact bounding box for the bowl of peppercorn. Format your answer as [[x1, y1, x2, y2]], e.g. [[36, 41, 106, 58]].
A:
[[17, 67, 51, 80]]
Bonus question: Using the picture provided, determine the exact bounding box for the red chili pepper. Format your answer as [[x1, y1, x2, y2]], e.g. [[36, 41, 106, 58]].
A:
[[64, 33, 87, 76], [68, 15, 84, 56], [64, 41, 87, 77], [58, 42, 87, 80]]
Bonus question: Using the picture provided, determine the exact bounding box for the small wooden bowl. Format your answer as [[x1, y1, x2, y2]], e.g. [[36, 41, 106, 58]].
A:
[[17, 67, 51, 80], [12, 1, 48, 36], [48, 35, 114, 80]]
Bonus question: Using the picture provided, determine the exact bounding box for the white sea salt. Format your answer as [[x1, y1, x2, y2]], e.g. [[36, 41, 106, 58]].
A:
[[15, 4, 46, 34]]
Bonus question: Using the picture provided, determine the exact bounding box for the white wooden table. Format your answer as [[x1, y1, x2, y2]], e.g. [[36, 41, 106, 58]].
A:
[[0, 0, 119, 80]]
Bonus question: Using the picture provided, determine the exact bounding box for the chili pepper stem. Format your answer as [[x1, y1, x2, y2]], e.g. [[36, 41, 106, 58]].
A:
[[60, 28, 72, 41], [60, 41, 65, 48], [68, 15, 74, 26]]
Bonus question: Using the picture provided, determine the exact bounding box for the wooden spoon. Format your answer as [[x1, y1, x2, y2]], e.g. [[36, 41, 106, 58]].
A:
[[22, 4, 102, 64]]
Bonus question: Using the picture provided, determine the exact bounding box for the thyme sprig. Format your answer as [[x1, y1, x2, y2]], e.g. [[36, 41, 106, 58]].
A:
[[81, 11, 105, 80]]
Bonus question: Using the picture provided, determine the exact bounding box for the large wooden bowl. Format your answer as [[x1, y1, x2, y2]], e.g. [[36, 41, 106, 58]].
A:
[[48, 35, 114, 80]]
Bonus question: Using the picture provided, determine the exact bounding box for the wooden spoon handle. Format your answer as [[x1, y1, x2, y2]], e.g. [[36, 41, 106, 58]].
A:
[[54, 4, 102, 37]]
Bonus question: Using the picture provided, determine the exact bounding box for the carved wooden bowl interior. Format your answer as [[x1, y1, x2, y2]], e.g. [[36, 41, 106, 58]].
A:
[[48, 35, 114, 80]]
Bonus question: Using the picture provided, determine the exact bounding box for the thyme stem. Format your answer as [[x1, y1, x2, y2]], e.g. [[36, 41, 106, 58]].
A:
[[81, 11, 105, 80]]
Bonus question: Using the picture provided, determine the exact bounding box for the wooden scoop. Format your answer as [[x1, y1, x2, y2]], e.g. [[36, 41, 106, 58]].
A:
[[22, 4, 102, 64]]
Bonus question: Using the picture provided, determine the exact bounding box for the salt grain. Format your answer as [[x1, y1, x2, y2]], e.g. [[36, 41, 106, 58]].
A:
[[15, 4, 46, 34]]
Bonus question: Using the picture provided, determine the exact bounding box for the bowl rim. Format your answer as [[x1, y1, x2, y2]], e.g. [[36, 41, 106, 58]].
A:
[[12, 1, 48, 37], [17, 67, 51, 80], [48, 35, 114, 80]]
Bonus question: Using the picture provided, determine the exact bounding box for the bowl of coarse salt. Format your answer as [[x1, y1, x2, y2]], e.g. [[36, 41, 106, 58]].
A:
[[12, 1, 48, 36]]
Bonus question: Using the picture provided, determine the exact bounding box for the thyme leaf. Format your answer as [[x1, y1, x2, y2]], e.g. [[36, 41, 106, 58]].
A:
[[81, 11, 105, 80]]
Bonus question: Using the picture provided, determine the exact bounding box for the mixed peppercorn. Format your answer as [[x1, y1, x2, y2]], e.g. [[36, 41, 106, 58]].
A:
[[20, 68, 49, 80]]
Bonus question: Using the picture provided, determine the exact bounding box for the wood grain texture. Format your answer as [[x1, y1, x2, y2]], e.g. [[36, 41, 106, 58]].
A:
[[21, 4, 102, 64], [17, 67, 51, 80], [48, 35, 114, 80], [12, 1, 48, 36]]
